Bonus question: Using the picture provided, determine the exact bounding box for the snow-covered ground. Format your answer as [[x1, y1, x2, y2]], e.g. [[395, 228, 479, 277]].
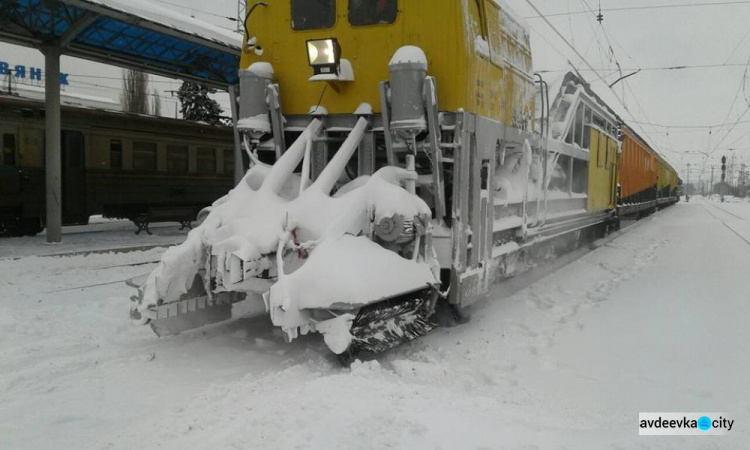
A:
[[1, 198, 749, 449]]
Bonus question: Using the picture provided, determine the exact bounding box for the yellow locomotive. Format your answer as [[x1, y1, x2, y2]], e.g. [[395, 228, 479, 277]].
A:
[[130, 0, 675, 357]]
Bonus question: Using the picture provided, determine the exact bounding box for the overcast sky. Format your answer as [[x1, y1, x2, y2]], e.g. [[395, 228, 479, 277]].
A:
[[515, 0, 750, 183], [2, 0, 750, 182]]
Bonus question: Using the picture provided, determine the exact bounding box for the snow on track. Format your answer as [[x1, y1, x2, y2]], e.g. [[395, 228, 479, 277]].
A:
[[1, 200, 749, 449], [0, 221, 187, 260]]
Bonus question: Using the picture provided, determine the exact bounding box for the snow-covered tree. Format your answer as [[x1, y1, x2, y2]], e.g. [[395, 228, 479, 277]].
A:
[[177, 82, 223, 125]]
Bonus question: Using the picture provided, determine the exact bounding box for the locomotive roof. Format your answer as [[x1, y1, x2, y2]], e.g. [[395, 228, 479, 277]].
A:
[[554, 72, 678, 174]]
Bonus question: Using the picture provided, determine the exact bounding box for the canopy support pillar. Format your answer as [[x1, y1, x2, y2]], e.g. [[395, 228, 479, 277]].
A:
[[228, 84, 244, 185], [43, 45, 62, 243]]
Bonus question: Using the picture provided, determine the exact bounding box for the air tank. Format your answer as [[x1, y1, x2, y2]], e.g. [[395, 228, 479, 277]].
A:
[[237, 62, 275, 136], [388, 46, 428, 137]]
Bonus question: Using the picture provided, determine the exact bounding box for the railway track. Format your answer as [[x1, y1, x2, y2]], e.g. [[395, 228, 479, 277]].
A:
[[706, 201, 747, 221], [699, 201, 750, 247]]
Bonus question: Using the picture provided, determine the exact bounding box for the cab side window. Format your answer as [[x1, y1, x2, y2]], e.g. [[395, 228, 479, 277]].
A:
[[292, 0, 336, 30], [2, 133, 16, 166], [349, 0, 398, 26]]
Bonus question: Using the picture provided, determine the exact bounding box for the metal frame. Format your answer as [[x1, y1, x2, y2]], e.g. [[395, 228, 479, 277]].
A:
[[0, 0, 241, 88]]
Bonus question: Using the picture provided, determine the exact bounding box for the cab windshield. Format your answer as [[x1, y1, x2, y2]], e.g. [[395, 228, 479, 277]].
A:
[[349, 0, 398, 26], [291, 0, 336, 30]]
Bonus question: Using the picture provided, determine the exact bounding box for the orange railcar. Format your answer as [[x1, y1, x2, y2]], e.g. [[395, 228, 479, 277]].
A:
[[619, 125, 658, 204]]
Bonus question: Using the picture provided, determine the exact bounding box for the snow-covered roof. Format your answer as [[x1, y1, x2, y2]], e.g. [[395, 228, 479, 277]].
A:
[[0, 0, 242, 88], [77, 0, 241, 51], [13, 84, 119, 110], [545, 71, 677, 168]]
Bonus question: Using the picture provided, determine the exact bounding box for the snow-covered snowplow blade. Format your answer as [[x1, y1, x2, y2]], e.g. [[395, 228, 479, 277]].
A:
[[128, 113, 441, 355], [129, 273, 240, 336], [267, 234, 439, 354]]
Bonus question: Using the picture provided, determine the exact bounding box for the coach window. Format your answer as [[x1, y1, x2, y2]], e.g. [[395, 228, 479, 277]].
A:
[[573, 104, 584, 147], [223, 149, 235, 177], [197, 147, 217, 174], [605, 140, 611, 167], [2, 133, 16, 166], [349, 0, 398, 26], [133, 141, 157, 171], [291, 0, 335, 30], [110, 140, 122, 170], [582, 106, 592, 149], [167, 145, 189, 173]]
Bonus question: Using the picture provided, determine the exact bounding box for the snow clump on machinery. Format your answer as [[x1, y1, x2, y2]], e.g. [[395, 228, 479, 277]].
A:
[[130, 47, 443, 357]]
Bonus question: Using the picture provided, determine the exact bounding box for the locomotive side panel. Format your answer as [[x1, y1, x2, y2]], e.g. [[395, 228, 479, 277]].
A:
[[587, 127, 618, 212]]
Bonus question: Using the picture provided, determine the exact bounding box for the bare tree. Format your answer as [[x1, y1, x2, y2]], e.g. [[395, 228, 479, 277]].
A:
[[121, 70, 150, 114], [151, 89, 162, 116]]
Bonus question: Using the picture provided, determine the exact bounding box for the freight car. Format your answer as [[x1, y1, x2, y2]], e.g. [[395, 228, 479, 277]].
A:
[[0, 94, 236, 237], [129, 0, 679, 358], [618, 124, 680, 217]]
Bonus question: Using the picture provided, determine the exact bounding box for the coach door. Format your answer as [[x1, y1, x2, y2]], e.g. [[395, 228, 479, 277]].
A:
[[61, 130, 87, 223]]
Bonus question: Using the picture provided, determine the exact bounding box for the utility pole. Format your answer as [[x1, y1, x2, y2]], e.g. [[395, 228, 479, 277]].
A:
[[710, 165, 715, 197], [686, 163, 691, 202]]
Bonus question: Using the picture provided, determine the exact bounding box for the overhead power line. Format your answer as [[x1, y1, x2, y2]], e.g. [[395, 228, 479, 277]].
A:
[[151, 0, 240, 31], [523, 1, 750, 19], [711, 104, 750, 153], [537, 62, 750, 73], [67, 74, 179, 84], [629, 119, 750, 129], [523, 0, 664, 156]]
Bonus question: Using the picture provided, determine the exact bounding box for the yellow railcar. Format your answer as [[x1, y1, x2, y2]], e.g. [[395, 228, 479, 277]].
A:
[[656, 157, 680, 202], [132, 1, 633, 356]]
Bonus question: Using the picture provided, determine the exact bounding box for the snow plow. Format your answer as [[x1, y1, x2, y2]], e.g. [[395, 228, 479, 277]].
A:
[[130, 107, 442, 356], [128, 1, 669, 356]]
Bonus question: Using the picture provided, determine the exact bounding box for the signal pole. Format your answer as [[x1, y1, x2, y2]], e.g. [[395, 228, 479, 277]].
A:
[[721, 156, 727, 202], [236, 1, 246, 33]]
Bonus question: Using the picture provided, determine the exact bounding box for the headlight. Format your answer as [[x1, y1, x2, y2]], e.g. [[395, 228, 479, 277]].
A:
[[306, 38, 341, 75]]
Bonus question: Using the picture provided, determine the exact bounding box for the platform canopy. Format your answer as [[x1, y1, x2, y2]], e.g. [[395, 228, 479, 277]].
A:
[[0, 0, 242, 87]]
